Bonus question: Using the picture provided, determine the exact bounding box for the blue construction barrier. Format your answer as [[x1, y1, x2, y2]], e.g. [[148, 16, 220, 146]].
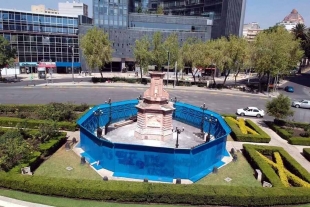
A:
[[77, 100, 231, 182]]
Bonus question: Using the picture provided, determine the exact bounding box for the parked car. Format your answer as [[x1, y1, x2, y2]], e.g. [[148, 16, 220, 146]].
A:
[[292, 100, 310, 109], [236, 107, 265, 118], [284, 86, 294, 93]]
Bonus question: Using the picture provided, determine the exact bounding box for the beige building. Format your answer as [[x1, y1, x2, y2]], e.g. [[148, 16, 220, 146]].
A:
[[243, 22, 263, 41], [31, 4, 59, 14]]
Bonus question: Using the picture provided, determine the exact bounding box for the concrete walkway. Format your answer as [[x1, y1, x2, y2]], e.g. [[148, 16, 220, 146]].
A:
[[0, 196, 53, 207]]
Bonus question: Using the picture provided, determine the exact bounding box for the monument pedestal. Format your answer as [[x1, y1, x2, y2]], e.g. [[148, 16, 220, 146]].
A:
[[134, 72, 175, 141]]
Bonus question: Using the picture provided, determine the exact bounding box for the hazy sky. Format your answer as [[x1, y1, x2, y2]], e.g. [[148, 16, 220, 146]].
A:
[[0, 0, 309, 29]]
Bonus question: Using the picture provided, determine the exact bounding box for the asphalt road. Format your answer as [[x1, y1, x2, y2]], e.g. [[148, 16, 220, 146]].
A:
[[1, 86, 309, 123]]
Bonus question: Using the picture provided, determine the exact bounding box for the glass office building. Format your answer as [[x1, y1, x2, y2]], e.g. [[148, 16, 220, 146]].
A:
[[0, 8, 91, 73]]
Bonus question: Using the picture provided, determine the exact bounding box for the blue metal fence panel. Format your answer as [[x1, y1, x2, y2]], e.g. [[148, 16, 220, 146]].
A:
[[174, 149, 191, 179]]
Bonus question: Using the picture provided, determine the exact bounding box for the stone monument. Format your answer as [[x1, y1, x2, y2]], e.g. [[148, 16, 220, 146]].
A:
[[134, 72, 175, 141]]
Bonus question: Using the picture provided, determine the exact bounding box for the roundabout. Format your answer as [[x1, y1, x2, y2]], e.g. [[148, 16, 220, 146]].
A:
[[77, 72, 231, 183]]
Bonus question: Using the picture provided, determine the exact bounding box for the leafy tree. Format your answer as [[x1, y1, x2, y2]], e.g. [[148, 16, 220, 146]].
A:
[[156, 5, 164, 14], [163, 33, 180, 82], [292, 23, 310, 66], [0, 36, 16, 79], [151, 32, 166, 71], [181, 38, 201, 83], [224, 35, 251, 86], [80, 27, 112, 78], [0, 130, 32, 171], [252, 26, 303, 92], [266, 94, 294, 121], [133, 35, 152, 82]]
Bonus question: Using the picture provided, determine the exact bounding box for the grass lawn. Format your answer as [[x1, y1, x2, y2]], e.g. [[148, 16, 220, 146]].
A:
[[196, 152, 261, 187], [34, 145, 102, 180], [0, 189, 189, 207]]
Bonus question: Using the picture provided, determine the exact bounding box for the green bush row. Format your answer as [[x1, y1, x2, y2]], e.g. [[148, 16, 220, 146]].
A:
[[0, 117, 77, 131], [2, 173, 310, 206], [266, 121, 310, 145], [8, 132, 67, 174], [0, 103, 89, 113], [225, 118, 271, 143], [289, 137, 310, 145], [220, 114, 237, 119], [303, 148, 310, 162], [243, 144, 310, 187]]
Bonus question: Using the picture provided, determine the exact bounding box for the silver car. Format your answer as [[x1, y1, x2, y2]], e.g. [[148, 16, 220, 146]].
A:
[[292, 100, 310, 109]]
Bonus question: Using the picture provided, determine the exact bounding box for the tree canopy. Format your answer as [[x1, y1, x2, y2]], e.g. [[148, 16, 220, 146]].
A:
[[266, 94, 294, 120], [80, 27, 112, 77], [0, 36, 16, 78], [133, 35, 152, 81]]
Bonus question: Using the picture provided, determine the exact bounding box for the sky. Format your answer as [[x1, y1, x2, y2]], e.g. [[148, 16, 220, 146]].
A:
[[0, 0, 309, 29]]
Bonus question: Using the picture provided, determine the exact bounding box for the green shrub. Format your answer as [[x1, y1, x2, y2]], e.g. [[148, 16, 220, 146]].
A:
[[265, 121, 292, 140], [39, 132, 67, 156], [1, 173, 310, 206], [289, 137, 310, 145], [0, 117, 76, 131], [225, 118, 270, 143], [221, 114, 237, 119], [0, 103, 88, 113], [303, 148, 310, 162]]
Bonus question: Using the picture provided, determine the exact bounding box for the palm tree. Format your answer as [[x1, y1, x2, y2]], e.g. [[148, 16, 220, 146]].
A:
[[292, 23, 310, 67]]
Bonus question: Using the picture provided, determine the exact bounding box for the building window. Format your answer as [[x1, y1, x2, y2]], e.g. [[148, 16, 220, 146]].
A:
[[26, 14, 32, 22], [2, 12, 8, 20]]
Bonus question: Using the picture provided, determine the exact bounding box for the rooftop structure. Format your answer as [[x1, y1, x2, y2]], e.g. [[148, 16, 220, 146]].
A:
[[277, 9, 305, 31], [243, 22, 262, 41], [59, 1, 88, 17], [31, 4, 59, 14]]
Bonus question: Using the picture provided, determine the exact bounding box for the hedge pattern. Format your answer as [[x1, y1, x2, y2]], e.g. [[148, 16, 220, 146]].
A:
[[0, 104, 88, 113], [0, 117, 76, 131], [2, 173, 310, 206], [265, 121, 310, 145], [243, 144, 310, 188], [225, 118, 270, 143], [303, 148, 310, 162], [8, 132, 67, 174]]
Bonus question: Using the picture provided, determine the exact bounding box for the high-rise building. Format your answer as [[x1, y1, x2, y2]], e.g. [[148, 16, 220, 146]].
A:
[[0, 8, 92, 74], [59, 1, 89, 17], [80, 0, 246, 71], [277, 9, 305, 31]]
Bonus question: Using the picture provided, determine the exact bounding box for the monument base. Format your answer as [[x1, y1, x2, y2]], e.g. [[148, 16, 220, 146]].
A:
[[134, 127, 173, 141]]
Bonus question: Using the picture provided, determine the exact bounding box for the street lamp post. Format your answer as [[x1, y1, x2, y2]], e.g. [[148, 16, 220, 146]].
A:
[[166, 51, 170, 86], [206, 114, 217, 142], [172, 127, 184, 148], [14, 63, 17, 79], [93, 109, 104, 137], [104, 98, 112, 135], [69, 46, 75, 83], [200, 103, 207, 134]]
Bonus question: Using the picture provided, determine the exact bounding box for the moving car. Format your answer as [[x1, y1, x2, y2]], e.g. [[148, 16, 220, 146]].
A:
[[292, 100, 310, 109], [236, 107, 265, 118], [284, 86, 294, 93]]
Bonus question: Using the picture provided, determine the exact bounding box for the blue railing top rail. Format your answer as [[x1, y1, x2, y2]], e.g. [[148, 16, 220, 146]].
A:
[[76, 99, 139, 126]]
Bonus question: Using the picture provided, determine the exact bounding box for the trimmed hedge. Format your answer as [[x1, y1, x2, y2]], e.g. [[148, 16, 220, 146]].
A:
[[0, 104, 89, 113], [2, 173, 310, 206], [221, 114, 237, 119], [8, 132, 67, 174], [243, 144, 310, 187], [303, 148, 310, 162], [0, 117, 76, 131], [266, 121, 310, 145], [225, 118, 271, 143], [289, 137, 310, 145]]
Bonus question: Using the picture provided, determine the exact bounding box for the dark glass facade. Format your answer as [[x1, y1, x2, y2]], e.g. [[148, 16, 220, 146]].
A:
[[0, 9, 86, 73]]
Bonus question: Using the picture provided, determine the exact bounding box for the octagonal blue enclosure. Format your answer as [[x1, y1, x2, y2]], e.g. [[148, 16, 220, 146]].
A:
[[77, 100, 231, 183]]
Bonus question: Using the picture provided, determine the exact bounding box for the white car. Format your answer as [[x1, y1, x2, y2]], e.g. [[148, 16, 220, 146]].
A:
[[236, 107, 265, 118]]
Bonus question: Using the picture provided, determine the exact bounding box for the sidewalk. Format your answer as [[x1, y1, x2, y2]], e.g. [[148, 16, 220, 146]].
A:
[[0, 196, 53, 207]]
